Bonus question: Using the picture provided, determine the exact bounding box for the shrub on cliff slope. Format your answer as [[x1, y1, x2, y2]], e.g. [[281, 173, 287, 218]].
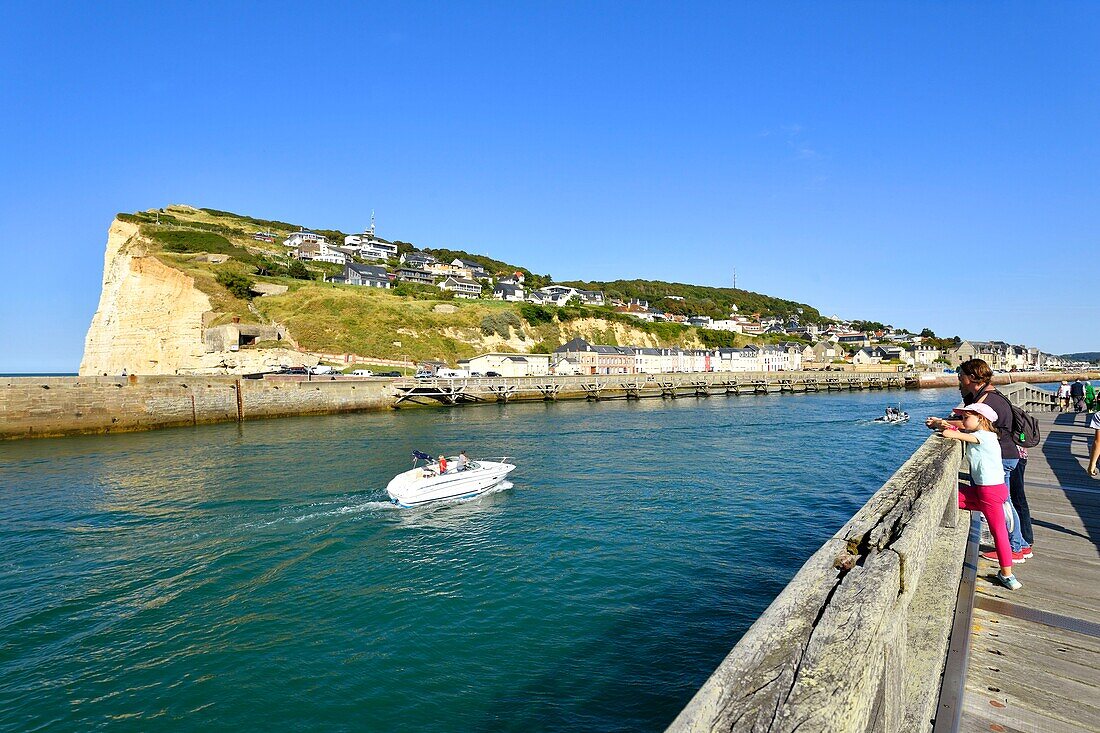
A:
[[146, 228, 256, 263], [215, 271, 254, 300], [480, 312, 522, 338]]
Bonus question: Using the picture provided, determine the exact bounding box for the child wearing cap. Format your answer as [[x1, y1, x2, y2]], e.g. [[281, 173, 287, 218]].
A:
[[939, 402, 1023, 590]]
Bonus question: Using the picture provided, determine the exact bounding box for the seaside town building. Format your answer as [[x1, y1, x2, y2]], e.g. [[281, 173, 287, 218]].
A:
[[400, 251, 438, 268], [438, 276, 482, 298], [283, 230, 327, 249], [395, 266, 435, 286], [343, 213, 398, 261], [427, 262, 475, 280], [294, 240, 355, 265], [342, 263, 392, 288], [493, 282, 525, 302], [451, 258, 491, 280], [458, 353, 552, 377], [553, 338, 634, 375]]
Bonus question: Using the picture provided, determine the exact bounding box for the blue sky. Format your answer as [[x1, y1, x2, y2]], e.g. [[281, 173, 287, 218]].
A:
[[1, 2, 1097, 371]]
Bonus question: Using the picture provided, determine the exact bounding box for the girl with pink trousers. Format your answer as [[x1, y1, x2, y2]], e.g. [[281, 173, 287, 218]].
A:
[[936, 402, 1023, 590]]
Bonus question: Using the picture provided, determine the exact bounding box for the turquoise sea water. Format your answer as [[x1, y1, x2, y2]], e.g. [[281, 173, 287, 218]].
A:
[[0, 388, 964, 732]]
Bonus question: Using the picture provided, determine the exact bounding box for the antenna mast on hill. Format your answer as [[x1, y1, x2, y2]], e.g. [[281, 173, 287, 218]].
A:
[[369, 210, 376, 237], [732, 267, 737, 290]]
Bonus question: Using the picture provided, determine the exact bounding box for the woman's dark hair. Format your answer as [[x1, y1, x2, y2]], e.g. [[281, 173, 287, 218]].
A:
[[958, 358, 993, 384]]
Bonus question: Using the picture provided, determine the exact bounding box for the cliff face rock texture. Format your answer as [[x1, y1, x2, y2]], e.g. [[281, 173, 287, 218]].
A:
[[79, 219, 310, 376], [80, 219, 214, 376]]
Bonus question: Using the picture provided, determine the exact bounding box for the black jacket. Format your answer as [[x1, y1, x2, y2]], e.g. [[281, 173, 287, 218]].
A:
[[964, 386, 1019, 460]]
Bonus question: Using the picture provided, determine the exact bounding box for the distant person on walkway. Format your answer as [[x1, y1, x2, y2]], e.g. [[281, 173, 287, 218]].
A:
[[1086, 382, 1096, 412], [1071, 379, 1086, 412], [1057, 381, 1071, 411], [938, 403, 1022, 590], [926, 358, 1031, 561], [1087, 412, 1100, 479]]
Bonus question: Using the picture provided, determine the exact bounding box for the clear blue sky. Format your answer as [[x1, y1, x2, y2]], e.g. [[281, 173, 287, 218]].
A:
[[1, 2, 1097, 372]]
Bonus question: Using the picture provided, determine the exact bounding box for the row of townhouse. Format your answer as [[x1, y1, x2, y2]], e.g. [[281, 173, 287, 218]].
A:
[[546, 339, 805, 375], [946, 341, 1063, 371]]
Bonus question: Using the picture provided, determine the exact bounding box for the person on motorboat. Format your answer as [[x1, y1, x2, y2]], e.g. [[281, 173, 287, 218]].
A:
[[437, 455, 448, 474], [456, 452, 469, 471]]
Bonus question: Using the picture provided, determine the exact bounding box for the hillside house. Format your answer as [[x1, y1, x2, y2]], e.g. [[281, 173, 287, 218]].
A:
[[438, 276, 481, 299], [396, 267, 435, 285], [493, 282, 525, 302], [345, 234, 398, 261], [834, 332, 871, 347], [283, 230, 327, 248], [533, 286, 605, 307], [427, 262, 474, 280], [709, 319, 743, 333], [400, 251, 437, 267], [451, 258, 491, 280], [294, 241, 353, 265], [344, 263, 392, 288]]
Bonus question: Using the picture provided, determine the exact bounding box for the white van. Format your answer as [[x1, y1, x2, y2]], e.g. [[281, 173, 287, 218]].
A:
[[350, 369, 374, 377], [436, 368, 470, 379], [309, 365, 336, 375]]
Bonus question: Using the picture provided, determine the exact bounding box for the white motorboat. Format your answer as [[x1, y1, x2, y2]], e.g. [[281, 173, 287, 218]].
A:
[[873, 406, 910, 424], [387, 453, 516, 507]]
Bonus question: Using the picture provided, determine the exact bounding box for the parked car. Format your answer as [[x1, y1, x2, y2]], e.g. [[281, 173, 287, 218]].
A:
[[350, 369, 374, 377], [436, 368, 470, 378], [378, 371, 402, 377], [469, 371, 483, 377], [277, 367, 309, 375], [309, 365, 336, 375], [485, 371, 501, 377], [415, 370, 435, 379]]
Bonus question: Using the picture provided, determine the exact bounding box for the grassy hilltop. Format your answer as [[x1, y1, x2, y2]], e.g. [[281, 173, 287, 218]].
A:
[[118, 205, 818, 364]]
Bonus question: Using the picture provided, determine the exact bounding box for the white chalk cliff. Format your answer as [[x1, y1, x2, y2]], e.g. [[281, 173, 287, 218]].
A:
[[80, 219, 308, 375]]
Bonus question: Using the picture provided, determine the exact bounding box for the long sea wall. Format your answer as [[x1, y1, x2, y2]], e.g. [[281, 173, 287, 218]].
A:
[[0, 375, 395, 440], [2, 370, 1093, 441]]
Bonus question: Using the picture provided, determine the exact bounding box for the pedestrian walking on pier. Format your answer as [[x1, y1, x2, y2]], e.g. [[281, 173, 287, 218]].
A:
[[938, 402, 1022, 590], [1057, 381, 1071, 411], [1071, 378, 1086, 412]]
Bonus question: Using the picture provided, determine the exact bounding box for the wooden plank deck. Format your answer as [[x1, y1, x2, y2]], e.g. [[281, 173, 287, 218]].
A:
[[960, 410, 1100, 733]]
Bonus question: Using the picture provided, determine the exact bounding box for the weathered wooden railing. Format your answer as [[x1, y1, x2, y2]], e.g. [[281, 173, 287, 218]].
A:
[[667, 431, 968, 732], [998, 382, 1058, 412]]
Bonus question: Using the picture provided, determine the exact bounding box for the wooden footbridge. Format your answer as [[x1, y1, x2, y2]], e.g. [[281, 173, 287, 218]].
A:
[[666, 382, 1099, 732], [391, 370, 911, 407]]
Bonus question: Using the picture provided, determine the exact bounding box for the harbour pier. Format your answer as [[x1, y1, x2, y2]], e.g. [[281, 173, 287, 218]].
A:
[[666, 383, 1099, 732], [391, 369, 910, 407]]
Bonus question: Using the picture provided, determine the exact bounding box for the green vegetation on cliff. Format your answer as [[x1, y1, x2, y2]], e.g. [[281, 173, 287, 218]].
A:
[[557, 278, 823, 323]]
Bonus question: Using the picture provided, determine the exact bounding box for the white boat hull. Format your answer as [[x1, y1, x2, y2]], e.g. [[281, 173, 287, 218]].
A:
[[386, 460, 517, 507]]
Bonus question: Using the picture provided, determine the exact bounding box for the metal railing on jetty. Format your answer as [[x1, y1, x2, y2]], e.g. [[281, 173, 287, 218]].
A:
[[392, 370, 912, 407], [664, 382, 1063, 732]]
